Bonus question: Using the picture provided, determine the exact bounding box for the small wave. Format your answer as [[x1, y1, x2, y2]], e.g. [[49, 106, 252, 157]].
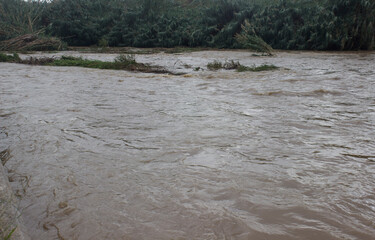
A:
[[252, 89, 343, 97], [334, 102, 357, 106], [252, 90, 286, 96], [322, 144, 352, 149], [342, 153, 375, 160], [0, 112, 15, 118], [282, 78, 304, 83], [306, 89, 343, 96]]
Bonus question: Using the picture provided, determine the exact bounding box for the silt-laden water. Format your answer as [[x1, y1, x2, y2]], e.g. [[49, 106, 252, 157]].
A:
[[0, 51, 374, 239]]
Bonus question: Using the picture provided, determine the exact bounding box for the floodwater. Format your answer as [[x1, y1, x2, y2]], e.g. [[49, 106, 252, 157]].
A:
[[0, 50, 375, 240]]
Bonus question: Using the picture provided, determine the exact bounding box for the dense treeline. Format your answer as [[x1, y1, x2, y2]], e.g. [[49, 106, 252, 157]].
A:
[[1, 0, 374, 50]]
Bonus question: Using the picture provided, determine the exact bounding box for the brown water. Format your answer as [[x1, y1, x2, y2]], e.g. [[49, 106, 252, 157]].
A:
[[1, 51, 375, 240]]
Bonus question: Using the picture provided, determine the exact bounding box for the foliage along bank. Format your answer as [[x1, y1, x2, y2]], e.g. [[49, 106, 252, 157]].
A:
[[0, 0, 374, 51]]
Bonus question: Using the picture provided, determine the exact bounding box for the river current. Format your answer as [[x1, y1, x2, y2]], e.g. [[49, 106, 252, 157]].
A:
[[1, 50, 375, 239]]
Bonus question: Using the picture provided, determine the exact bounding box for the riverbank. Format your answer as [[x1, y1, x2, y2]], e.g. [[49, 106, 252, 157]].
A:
[[0, 154, 29, 240]]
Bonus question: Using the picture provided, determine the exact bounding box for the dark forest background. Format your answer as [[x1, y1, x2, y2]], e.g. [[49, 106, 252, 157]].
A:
[[1, 0, 374, 50]]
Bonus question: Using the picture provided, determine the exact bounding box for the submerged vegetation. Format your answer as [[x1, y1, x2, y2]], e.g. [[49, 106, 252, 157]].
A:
[[50, 55, 140, 70], [1, 52, 279, 73], [0, 0, 374, 51], [0, 53, 20, 62], [207, 60, 241, 70], [0, 53, 172, 74], [237, 64, 279, 72], [207, 59, 279, 72]]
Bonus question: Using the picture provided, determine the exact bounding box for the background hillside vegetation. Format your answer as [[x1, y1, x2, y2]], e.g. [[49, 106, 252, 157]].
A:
[[0, 0, 374, 51]]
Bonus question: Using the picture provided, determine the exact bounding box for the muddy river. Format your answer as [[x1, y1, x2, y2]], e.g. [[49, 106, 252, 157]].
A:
[[1, 50, 375, 239]]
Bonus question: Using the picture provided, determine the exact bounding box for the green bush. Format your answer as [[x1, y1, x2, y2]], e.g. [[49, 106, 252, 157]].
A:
[[237, 64, 279, 72], [207, 60, 223, 70], [0, 53, 20, 62], [207, 59, 279, 72], [98, 38, 109, 48], [114, 54, 136, 65]]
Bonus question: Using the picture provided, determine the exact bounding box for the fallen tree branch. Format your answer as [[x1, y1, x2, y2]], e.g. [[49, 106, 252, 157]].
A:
[[0, 34, 63, 51]]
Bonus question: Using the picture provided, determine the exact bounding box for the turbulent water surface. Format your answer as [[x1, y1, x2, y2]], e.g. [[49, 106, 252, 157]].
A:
[[1, 51, 375, 240]]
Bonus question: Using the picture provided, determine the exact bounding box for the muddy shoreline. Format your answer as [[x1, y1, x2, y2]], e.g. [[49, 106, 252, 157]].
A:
[[0, 159, 30, 240]]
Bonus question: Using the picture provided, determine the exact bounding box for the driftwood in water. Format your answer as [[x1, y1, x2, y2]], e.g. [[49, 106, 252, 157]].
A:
[[0, 34, 63, 51]]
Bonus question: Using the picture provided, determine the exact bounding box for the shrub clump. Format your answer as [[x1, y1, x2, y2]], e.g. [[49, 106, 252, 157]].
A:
[[114, 54, 136, 65], [207, 59, 279, 72], [207, 60, 223, 70], [237, 64, 279, 72], [0, 53, 21, 63], [207, 60, 242, 70], [223, 60, 241, 70]]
